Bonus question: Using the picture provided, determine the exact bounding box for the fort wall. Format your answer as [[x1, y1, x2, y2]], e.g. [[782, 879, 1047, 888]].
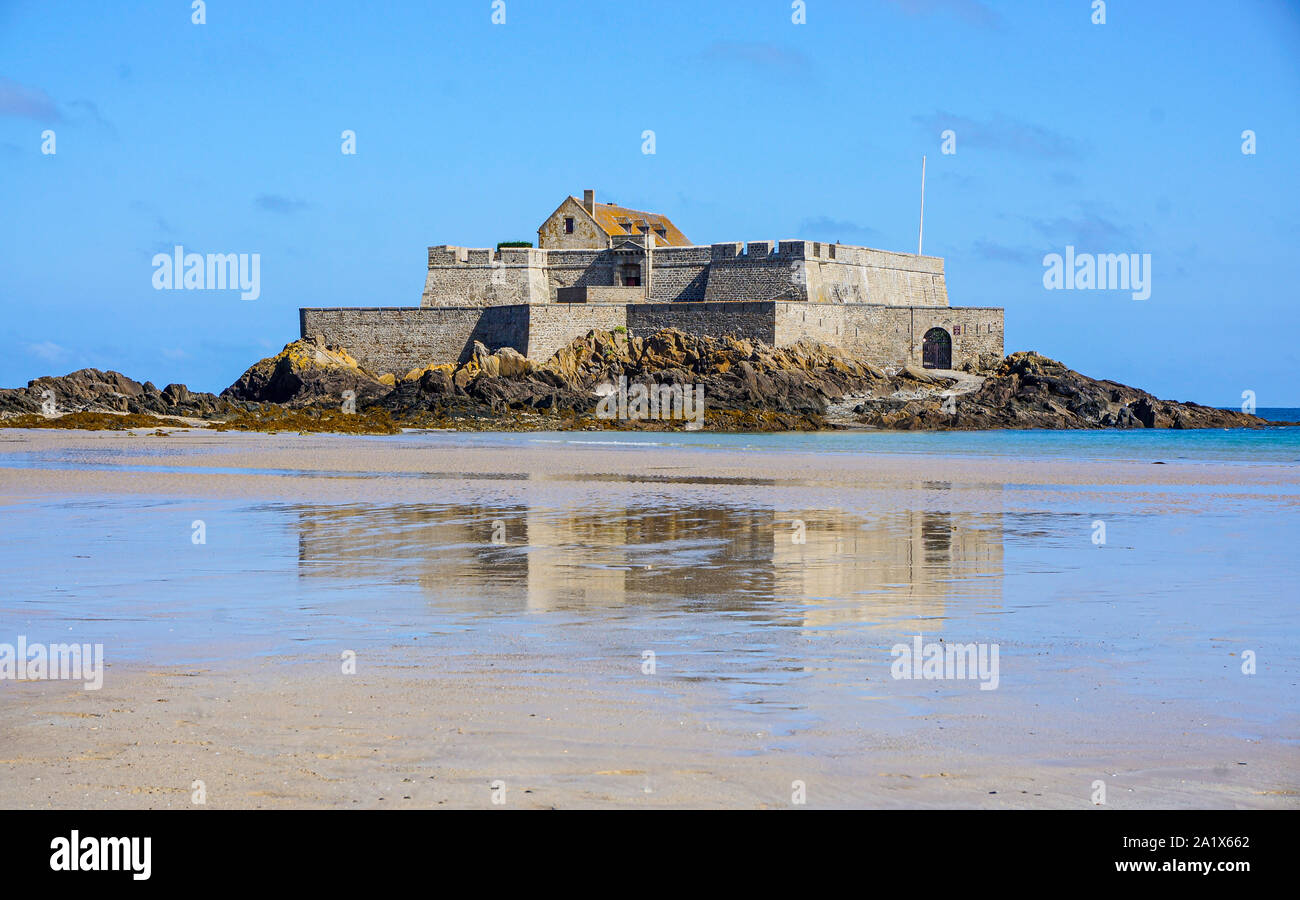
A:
[[537, 249, 616, 302], [555, 286, 645, 303], [801, 243, 948, 307], [774, 303, 1003, 369], [300, 306, 528, 374], [701, 241, 806, 302], [303, 302, 1003, 375], [526, 304, 628, 360], [627, 301, 776, 345], [646, 246, 713, 301]]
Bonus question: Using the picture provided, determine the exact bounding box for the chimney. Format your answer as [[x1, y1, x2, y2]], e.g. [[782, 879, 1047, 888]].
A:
[[582, 189, 595, 214]]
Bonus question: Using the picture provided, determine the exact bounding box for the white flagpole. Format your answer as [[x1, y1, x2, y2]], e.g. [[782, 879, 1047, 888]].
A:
[[918, 154, 927, 256]]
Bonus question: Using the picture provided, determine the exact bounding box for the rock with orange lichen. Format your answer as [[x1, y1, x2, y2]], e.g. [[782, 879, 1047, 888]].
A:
[[222, 340, 389, 407]]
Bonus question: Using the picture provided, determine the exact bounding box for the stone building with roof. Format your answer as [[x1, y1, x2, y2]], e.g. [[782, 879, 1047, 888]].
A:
[[299, 189, 1004, 376], [538, 190, 693, 250]]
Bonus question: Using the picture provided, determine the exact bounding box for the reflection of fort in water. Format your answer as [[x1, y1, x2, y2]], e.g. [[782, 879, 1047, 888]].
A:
[[294, 478, 1003, 631]]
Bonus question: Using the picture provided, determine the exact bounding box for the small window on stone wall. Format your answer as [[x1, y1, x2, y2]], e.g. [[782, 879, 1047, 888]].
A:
[[564, 217, 574, 234]]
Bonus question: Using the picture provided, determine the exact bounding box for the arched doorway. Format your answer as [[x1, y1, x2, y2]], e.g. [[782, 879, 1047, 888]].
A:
[[922, 327, 951, 369]]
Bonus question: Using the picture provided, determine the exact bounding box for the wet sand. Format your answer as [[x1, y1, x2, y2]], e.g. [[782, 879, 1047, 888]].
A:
[[3, 655, 1294, 809], [1, 428, 1297, 808]]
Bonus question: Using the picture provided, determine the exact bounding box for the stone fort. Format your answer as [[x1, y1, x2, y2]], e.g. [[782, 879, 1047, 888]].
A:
[[300, 189, 1004, 376]]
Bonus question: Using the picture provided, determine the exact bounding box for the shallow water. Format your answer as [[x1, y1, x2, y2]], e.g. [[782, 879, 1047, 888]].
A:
[[1, 431, 1296, 751], [514, 425, 1300, 463]]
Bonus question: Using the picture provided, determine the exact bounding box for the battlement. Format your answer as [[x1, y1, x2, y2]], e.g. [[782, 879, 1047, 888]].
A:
[[422, 235, 950, 309], [710, 241, 802, 260], [422, 245, 549, 307], [427, 245, 547, 267], [705, 240, 945, 269]]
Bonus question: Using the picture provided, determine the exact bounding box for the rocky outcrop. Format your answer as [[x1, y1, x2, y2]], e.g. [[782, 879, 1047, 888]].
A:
[[5, 335, 1284, 433], [216, 333, 1281, 431], [375, 330, 890, 428], [0, 368, 242, 419], [222, 341, 389, 406], [848, 351, 1267, 430]]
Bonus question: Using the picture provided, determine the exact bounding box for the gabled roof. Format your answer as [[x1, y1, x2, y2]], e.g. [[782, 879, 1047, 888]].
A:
[[585, 200, 692, 246]]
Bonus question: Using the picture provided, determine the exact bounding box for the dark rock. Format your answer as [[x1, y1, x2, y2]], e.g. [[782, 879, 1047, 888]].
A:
[[1130, 397, 1158, 428], [0, 367, 244, 421]]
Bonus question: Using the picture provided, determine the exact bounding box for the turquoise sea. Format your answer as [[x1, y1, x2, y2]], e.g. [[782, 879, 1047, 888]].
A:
[[421, 419, 1300, 465]]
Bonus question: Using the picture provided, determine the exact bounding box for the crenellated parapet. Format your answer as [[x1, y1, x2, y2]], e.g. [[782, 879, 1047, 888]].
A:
[[420, 239, 949, 308], [422, 245, 549, 307], [698, 241, 948, 306]]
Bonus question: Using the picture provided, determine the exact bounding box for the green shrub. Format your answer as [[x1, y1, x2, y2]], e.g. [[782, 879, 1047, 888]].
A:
[[496, 241, 533, 249]]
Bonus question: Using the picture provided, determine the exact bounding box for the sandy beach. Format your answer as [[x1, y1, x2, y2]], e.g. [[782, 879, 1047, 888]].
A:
[[1, 428, 1297, 808]]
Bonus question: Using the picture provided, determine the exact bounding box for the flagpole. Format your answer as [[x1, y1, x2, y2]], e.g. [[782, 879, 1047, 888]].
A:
[[918, 154, 927, 256]]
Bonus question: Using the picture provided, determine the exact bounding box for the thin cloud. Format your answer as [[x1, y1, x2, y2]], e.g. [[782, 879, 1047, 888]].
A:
[[935, 170, 980, 189], [27, 341, 71, 364], [66, 99, 116, 135], [973, 239, 1036, 264], [799, 216, 883, 244], [1026, 212, 1138, 248], [885, 0, 1002, 28], [255, 194, 312, 214], [0, 80, 115, 134], [914, 111, 1086, 160], [697, 41, 812, 74], [131, 201, 179, 240], [0, 78, 60, 121]]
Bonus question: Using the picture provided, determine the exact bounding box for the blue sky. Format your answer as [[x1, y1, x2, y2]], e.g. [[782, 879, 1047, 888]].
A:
[[2, 0, 1298, 403]]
